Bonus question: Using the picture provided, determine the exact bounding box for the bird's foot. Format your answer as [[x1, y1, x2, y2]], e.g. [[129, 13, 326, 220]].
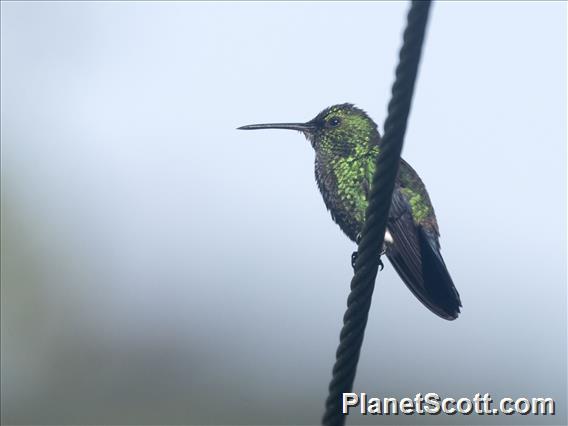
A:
[[352, 251, 384, 271], [351, 251, 358, 269]]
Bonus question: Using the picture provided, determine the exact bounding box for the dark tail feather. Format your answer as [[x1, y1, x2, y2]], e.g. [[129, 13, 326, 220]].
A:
[[418, 229, 461, 320], [386, 228, 461, 321]]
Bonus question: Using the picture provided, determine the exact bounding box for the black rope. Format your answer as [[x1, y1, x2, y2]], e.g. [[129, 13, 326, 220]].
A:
[[322, 2, 432, 425]]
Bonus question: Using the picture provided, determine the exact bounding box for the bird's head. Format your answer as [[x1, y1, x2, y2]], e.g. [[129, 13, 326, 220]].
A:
[[238, 103, 379, 158]]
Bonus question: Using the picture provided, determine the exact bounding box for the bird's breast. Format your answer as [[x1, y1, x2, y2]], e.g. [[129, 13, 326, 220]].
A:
[[314, 155, 374, 241]]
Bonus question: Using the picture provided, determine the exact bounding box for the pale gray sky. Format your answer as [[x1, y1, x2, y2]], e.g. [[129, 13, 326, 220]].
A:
[[1, 2, 566, 425]]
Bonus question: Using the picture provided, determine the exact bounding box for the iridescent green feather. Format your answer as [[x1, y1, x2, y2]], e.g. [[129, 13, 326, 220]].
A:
[[310, 103, 438, 240]]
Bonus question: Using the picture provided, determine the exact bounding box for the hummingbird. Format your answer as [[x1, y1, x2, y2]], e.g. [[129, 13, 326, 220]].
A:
[[238, 103, 461, 320]]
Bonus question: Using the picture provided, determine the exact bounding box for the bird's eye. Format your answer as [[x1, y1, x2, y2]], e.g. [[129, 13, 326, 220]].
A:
[[329, 117, 341, 127]]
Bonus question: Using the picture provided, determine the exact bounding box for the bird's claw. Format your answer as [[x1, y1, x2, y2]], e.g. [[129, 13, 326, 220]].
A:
[[351, 251, 358, 268], [351, 251, 384, 271]]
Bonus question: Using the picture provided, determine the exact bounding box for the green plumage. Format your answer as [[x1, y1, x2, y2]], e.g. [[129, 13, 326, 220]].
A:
[[239, 103, 461, 320], [308, 104, 437, 242]]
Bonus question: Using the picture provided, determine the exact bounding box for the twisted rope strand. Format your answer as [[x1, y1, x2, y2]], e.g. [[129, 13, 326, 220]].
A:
[[322, 2, 431, 425]]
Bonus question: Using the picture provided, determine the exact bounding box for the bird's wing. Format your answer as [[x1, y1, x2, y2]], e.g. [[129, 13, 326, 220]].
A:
[[386, 189, 461, 320]]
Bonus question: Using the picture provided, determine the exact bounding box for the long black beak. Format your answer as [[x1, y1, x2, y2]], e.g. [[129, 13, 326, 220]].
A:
[[237, 122, 314, 132]]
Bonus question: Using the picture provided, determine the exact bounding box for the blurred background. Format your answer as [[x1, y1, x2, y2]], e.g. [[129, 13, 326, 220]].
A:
[[1, 2, 566, 425]]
